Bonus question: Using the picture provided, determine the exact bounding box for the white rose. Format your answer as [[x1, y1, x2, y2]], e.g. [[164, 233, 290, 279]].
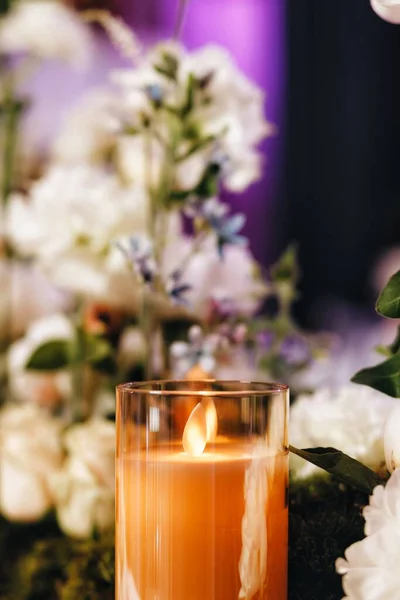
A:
[[290, 385, 396, 479], [0, 404, 63, 521], [0, 1, 92, 68], [6, 165, 148, 309], [0, 260, 71, 341], [7, 313, 73, 407], [384, 405, 400, 473], [50, 418, 115, 538], [371, 0, 400, 23]]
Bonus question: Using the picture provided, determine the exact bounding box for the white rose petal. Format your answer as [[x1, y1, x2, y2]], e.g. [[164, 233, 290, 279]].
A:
[[0, 404, 62, 522], [371, 0, 400, 23], [50, 418, 115, 538]]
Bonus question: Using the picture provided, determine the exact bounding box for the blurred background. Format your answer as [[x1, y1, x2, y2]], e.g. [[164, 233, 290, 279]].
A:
[[20, 0, 400, 331]]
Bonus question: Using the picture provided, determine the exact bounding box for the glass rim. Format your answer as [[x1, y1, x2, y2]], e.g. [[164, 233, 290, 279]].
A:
[[116, 379, 289, 397]]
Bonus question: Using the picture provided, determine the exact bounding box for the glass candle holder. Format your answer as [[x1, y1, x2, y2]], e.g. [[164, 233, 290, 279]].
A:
[[116, 380, 289, 600]]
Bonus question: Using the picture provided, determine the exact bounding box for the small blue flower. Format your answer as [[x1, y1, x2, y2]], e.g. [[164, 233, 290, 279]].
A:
[[186, 197, 248, 257], [280, 335, 311, 366], [116, 236, 157, 285], [145, 84, 164, 106], [170, 326, 218, 377], [166, 269, 192, 305], [214, 212, 247, 257]]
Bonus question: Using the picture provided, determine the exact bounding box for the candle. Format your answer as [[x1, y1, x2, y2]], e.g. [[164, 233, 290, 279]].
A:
[[116, 381, 288, 600]]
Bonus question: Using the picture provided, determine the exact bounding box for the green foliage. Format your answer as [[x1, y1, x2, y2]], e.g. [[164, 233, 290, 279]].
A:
[[0, 0, 10, 16], [290, 446, 385, 495], [0, 515, 114, 600], [270, 245, 299, 285], [376, 270, 400, 319], [154, 52, 179, 81], [25, 333, 116, 376], [26, 340, 72, 371], [352, 270, 400, 398], [351, 352, 400, 398]]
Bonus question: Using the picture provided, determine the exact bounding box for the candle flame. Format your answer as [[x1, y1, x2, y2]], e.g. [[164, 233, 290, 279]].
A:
[[182, 403, 208, 456], [201, 397, 218, 442]]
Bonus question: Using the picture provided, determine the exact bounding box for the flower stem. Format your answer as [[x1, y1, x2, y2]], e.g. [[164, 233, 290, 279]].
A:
[[173, 0, 190, 40], [0, 76, 24, 402]]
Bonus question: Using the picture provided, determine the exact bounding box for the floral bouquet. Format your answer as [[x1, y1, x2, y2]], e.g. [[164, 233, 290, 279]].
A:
[[1, 1, 398, 599], [0, 2, 329, 597]]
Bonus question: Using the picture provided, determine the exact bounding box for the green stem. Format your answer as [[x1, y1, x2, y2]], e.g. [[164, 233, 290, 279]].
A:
[[0, 81, 24, 403], [173, 0, 190, 40], [1, 97, 22, 210], [71, 300, 87, 422]]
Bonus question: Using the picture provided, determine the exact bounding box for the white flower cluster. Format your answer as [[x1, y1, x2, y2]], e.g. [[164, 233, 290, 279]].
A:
[[5, 36, 268, 320], [0, 404, 115, 538], [7, 165, 148, 309], [290, 385, 396, 478], [110, 41, 273, 193], [0, 1, 92, 67], [6, 170, 265, 318]]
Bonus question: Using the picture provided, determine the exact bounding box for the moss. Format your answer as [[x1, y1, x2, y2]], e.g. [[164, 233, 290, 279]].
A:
[[0, 479, 367, 600]]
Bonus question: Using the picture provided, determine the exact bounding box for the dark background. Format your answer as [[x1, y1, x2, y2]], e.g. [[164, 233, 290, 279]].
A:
[[282, 0, 400, 327]]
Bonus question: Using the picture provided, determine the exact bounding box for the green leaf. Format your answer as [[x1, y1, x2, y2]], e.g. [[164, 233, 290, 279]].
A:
[[289, 446, 384, 495], [376, 270, 400, 319], [25, 340, 72, 371], [84, 334, 117, 375], [270, 245, 299, 284], [176, 135, 215, 163], [351, 352, 400, 398], [389, 325, 400, 355], [182, 73, 195, 117]]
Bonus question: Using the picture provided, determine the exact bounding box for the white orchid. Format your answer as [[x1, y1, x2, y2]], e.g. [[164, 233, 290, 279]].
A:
[[0, 0, 92, 68]]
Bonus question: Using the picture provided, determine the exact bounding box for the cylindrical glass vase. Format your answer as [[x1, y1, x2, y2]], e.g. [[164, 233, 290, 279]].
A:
[[116, 380, 289, 600]]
